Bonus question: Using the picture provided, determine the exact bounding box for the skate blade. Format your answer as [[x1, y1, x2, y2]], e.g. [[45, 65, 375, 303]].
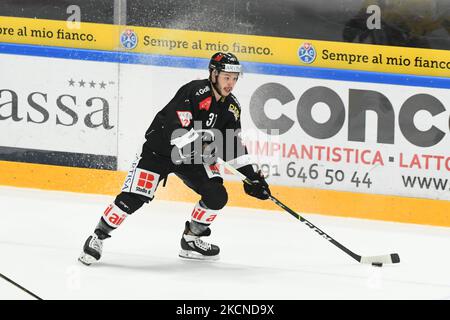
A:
[[78, 253, 98, 265], [179, 249, 220, 261]]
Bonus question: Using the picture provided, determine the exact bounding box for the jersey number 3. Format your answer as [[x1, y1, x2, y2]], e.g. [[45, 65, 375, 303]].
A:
[[206, 113, 217, 127]]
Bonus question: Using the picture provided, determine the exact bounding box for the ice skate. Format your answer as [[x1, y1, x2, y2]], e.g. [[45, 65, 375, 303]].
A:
[[78, 229, 110, 265], [179, 221, 220, 261]]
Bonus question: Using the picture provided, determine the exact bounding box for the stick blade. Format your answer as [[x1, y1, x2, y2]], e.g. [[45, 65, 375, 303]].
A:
[[360, 253, 400, 265]]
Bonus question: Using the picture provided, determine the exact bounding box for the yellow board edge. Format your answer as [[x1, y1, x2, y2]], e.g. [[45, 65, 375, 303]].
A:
[[1, 16, 449, 78], [0, 160, 448, 227]]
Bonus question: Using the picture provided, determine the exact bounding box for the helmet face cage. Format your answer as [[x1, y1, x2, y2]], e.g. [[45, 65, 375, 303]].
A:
[[209, 52, 242, 76]]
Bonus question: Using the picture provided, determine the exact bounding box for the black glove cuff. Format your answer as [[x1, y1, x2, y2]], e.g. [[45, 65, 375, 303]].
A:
[[237, 164, 259, 180]]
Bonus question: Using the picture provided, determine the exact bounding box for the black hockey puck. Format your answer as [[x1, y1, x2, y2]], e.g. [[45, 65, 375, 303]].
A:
[[372, 262, 383, 267]]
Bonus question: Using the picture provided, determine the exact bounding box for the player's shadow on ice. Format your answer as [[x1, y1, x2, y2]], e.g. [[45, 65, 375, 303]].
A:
[[93, 258, 274, 278]]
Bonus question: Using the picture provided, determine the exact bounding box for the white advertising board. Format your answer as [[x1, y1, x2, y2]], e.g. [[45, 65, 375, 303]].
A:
[[117, 65, 450, 201], [0, 54, 118, 158]]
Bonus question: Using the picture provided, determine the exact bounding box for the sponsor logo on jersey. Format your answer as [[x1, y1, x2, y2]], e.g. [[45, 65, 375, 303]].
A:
[[120, 29, 138, 50], [298, 42, 316, 64], [192, 207, 206, 220], [176, 111, 193, 127], [199, 96, 212, 111], [122, 156, 140, 191], [204, 163, 221, 179], [103, 204, 127, 227], [228, 103, 240, 121], [122, 166, 160, 198], [191, 207, 217, 223], [209, 164, 220, 175], [195, 85, 210, 96]]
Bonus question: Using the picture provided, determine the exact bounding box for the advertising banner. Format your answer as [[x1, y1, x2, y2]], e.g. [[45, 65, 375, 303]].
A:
[[1, 16, 449, 78], [0, 53, 119, 169], [240, 74, 450, 201]]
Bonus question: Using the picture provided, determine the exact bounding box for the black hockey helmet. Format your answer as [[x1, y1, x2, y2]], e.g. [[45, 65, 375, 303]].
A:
[[209, 52, 242, 74]]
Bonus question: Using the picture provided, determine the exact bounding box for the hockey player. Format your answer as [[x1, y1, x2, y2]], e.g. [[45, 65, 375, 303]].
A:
[[78, 52, 271, 264]]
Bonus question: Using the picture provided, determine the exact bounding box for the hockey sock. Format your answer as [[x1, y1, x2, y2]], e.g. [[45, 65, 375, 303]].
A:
[[95, 203, 130, 237], [189, 220, 209, 235], [95, 219, 114, 239], [189, 201, 218, 235]]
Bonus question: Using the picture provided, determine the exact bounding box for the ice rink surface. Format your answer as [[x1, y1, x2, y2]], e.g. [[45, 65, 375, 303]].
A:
[[1, 185, 449, 300]]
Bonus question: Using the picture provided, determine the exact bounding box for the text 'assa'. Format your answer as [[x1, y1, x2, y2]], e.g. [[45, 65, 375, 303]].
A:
[[0, 89, 114, 129]]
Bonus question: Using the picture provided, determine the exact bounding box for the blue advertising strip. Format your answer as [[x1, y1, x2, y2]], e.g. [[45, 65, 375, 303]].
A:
[[0, 146, 117, 170], [0, 42, 449, 89]]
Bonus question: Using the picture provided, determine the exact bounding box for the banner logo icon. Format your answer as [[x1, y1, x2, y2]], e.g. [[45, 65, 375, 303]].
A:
[[120, 29, 138, 49], [298, 42, 316, 64]]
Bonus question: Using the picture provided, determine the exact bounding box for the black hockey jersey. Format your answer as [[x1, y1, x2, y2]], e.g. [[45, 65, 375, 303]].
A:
[[143, 79, 247, 164]]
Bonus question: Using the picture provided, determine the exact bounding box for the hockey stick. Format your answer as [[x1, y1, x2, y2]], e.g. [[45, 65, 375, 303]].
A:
[[0, 272, 43, 300], [217, 158, 400, 265]]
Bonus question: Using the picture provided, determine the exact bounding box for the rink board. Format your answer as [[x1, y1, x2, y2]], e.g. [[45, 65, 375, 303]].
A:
[[1, 53, 449, 226], [0, 160, 448, 227], [0, 55, 449, 226], [0, 17, 449, 227], [1, 16, 449, 78]]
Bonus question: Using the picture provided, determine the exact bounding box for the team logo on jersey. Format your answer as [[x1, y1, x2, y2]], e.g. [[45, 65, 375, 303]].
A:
[[176, 111, 193, 127], [228, 103, 240, 121], [120, 29, 138, 50], [298, 42, 316, 64], [199, 96, 212, 111]]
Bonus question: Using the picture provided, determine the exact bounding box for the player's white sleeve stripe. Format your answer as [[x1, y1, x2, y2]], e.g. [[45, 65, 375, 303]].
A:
[[226, 154, 252, 169]]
